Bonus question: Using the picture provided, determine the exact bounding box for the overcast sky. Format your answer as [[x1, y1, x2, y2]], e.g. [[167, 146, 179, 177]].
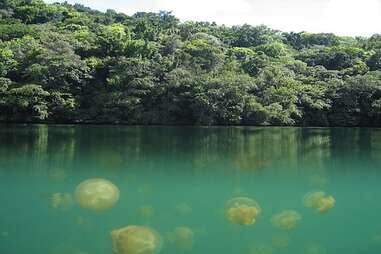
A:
[[44, 0, 381, 36]]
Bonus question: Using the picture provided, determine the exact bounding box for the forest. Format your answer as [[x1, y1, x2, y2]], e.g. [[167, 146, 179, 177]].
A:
[[0, 0, 381, 126]]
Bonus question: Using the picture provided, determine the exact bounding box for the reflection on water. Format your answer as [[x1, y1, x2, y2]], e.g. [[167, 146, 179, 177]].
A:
[[0, 125, 381, 253]]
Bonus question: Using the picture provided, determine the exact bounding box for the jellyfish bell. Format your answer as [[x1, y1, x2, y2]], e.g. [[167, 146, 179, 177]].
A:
[[271, 233, 290, 249], [137, 206, 154, 219], [50, 192, 73, 210], [138, 184, 152, 197], [271, 210, 302, 230], [48, 168, 67, 181], [249, 243, 273, 254], [303, 191, 335, 213], [303, 242, 327, 254], [225, 197, 261, 226], [308, 175, 328, 187], [371, 233, 381, 244], [111, 225, 162, 254], [303, 191, 325, 208], [174, 203, 192, 216], [74, 178, 120, 211], [166, 227, 194, 251], [318, 196, 335, 213]]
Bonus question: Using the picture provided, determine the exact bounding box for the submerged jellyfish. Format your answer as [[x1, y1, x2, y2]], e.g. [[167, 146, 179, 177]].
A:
[[308, 175, 328, 187], [249, 243, 273, 254], [138, 184, 152, 197], [303, 242, 327, 254], [371, 233, 381, 244], [50, 192, 73, 210], [303, 191, 325, 208], [74, 178, 120, 211], [225, 197, 261, 225], [174, 203, 193, 216], [74, 216, 94, 232], [318, 196, 335, 213], [137, 206, 154, 219], [166, 226, 194, 251], [50, 244, 88, 254], [271, 233, 290, 249], [271, 210, 302, 230], [111, 225, 162, 254], [303, 191, 335, 214], [48, 168, 67, 181]]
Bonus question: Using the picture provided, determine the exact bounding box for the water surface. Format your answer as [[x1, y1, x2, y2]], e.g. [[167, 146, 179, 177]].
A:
[[0, 125, 381, 254]]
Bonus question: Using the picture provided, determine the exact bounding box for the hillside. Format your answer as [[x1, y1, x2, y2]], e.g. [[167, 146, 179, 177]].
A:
[[1, 0, 381, 126]]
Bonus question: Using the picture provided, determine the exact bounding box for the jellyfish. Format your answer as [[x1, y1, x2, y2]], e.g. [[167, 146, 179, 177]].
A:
[[137, 206, 154, 219], [174, 203, 192, 216], [271, 210, 302, 230], [271, 233, 290, 249], [303, 191, 335, 214], [74, 178, 120, 211], [50, 244, 88, 254], [308, 175, 328, 187], [74, 216, 93, 232], [249, 243, 273, 254], [303, 242, 327, 254], [50, 192, 73, 210], [165, 226, 194, 251], [111, 225, 162, 254], [371, 233, 381, 244], [98, 151, 123, 171], [48, 168, 67, 181], [303, 191, 325, 208], [225, 197, 261, 225], [138, 184, 152, 197], [318, 196, 335, 213]]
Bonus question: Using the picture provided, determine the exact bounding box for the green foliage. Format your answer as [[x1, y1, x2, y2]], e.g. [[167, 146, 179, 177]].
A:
[[0, 1, 380, 126]]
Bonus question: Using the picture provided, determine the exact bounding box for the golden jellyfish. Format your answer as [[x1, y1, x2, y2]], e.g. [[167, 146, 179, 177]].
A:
[[48, 168, 67, 181], [271, 210, 302, 230], [303, 191, 335, 214], [174, 203, 193, 216], [318, 196, 335, 213], [303, 242, 327, 254], [74, 216, 94, 232], [111, 225, 162, 254], [308, 175, 328, 187], [249, 243, 273, 254], [50, 244, 88, 254], [165, 226, 194, 251], [225, 197, 261, 226], [138, 184, 152, 197], [371, 233, 381, 244], [271, 233, 290, 249], [50, 192, 73, 210], [74, 178, 120, 211], [137, 206, 154, 219], [303, 191, 325, 208], [98, 151, 123, 171]]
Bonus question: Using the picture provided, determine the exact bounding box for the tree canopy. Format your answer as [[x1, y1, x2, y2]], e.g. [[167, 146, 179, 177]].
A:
[[0, 0, 380, 126]]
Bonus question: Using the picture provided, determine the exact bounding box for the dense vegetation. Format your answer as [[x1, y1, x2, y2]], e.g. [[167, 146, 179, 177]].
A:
[[0, 0, 381, 126]]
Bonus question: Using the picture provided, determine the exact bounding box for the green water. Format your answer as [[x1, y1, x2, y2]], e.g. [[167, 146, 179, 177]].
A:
[[0, 125, 381, 254]]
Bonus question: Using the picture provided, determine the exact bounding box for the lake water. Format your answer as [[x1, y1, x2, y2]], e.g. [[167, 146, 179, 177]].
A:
[[0, 125, 381, 254]]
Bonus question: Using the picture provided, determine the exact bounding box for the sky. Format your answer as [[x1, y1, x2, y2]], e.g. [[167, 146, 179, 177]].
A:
[[44, 0, 381, 36]]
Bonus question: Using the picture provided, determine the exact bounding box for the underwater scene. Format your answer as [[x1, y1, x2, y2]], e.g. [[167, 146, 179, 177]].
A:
[[0, 125, 381, 254]]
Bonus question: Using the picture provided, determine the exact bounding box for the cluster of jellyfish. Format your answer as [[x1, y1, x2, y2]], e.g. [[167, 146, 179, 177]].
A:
[[73, 178, 163, 254], [223, 192, 335, 253], [47, 176, 336, 254]]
